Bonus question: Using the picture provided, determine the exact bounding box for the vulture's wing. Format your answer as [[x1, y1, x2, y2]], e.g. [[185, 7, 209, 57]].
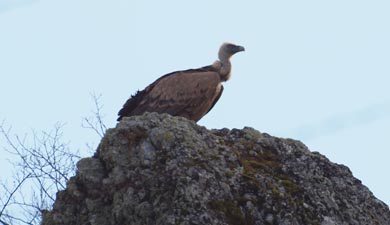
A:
[[118, 66, 222, 121], [206, 85, 224, 114]]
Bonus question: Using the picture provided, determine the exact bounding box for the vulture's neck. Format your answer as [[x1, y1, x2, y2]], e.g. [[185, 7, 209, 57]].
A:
[[213, 51, 232, 82]]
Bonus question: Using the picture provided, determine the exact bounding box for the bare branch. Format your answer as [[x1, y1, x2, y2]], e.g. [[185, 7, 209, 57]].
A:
[[0, 121, 80, 225], [0, 94, 107, 224], [0, 219, 9, 225], [0, 174, 31, 216]]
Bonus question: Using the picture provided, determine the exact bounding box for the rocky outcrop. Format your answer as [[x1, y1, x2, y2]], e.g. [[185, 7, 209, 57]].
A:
[[42, 112, 390, 225]]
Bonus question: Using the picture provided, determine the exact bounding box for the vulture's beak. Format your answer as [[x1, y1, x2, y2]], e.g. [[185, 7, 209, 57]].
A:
[[237, 45, 245, 52]]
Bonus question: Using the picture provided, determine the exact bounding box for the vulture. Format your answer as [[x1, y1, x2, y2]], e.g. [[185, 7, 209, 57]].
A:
[[117, 42, 245, 122]]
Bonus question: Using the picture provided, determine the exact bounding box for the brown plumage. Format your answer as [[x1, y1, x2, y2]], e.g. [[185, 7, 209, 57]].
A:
[[117, 43, 245, 122]]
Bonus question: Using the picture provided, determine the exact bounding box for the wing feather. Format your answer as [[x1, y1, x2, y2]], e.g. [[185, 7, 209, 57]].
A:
[[117, 66, 222, 122]]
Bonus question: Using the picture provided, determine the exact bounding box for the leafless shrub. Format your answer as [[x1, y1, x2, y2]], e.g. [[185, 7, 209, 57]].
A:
[[0, 122, 80, 225], [0, 93, 108, 225]]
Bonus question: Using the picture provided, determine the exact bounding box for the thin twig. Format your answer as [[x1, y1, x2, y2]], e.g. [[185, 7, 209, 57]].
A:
[[0, 173, 31, 216], [82, 92, 107, 138]]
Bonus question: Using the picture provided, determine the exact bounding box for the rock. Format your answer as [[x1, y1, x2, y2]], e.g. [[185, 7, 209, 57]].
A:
[[42, 112, 390, 225]]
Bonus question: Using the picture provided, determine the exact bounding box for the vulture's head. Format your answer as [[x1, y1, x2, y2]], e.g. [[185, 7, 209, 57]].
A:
[[219, 43, 245, 60]]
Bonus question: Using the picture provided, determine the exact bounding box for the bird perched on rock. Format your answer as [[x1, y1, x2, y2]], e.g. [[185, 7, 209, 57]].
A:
[[117, 42, 245, 122]]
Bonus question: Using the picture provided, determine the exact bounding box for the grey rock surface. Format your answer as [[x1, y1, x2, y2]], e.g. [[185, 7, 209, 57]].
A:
[[42, 112, 390, 225]]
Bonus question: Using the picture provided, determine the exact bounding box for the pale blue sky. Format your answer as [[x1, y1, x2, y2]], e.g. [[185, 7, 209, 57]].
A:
[[1, 0, 389, 206]]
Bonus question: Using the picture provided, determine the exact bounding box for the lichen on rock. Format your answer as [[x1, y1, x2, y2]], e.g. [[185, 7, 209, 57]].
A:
[[42, 112, 390, 225]]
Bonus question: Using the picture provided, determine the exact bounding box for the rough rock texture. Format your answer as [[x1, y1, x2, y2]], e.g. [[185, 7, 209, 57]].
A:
[[42, 113, 390, 225]]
